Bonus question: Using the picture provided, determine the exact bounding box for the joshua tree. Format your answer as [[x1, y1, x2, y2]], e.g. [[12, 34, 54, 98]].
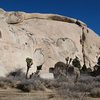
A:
[[53, 61, 67, 79], [90, 57, 100, 77], [49, 67, 54, 73], [97, 56, 100, 65], [26, 57, 33, 79], [65, 57, 69, 65], [35, 64, 43, 76], [72, 56, 81, 70], [67, 58, 80, 83], [52, 59, 80, 82], [29, 64, 43, 79]]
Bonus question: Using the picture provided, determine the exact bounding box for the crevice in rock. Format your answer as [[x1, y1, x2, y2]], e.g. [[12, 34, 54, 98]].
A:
[[49, 15, 76, 23], [0, 31, 2, 38], [80, 27, 87, 67]]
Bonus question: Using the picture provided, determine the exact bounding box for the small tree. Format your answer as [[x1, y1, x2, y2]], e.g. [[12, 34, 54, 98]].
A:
[[81, 64, 87, 74], [65, 57, 69, 65], [97, 57, 100, 65], [26, 57, 33, 79], [72, 56, 81, 70]]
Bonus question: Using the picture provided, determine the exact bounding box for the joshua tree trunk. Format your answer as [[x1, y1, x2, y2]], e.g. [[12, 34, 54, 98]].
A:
[[26, 67, 29, 79], [34, 70, 40, 77], [25, 57, 33, 79]]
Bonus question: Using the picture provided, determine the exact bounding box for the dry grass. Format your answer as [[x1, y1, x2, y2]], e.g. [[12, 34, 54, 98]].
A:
[[0, 69, 100, 99], [16, 78, 45, 92]]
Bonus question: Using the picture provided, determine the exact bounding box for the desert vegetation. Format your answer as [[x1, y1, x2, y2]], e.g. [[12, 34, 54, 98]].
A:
[[25, 57, 33, 79], [0, 56, 100, 100], [0, 70, 100, 100]]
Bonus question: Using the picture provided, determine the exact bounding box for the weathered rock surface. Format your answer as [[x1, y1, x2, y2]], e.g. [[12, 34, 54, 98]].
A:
[[0, 9, 100, 76]]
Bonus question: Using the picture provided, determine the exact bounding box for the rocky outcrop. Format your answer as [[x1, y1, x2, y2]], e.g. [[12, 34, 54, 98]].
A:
[[6, 11, 86, 27], [0, 9, 100, 76]]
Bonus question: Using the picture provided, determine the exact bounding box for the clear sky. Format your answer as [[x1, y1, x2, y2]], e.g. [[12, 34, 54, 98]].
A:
[[0, 0, 100, 35]]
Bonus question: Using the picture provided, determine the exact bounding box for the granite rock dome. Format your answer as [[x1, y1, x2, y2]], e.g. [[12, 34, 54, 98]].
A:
[[0, 9, 100, 76]]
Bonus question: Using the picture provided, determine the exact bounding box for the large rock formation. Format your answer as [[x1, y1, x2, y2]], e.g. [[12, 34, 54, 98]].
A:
[[0, 9, 100, 76]]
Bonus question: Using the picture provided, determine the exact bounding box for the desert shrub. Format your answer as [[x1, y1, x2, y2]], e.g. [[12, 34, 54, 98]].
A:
[[90, 88, 100, 97], [0, 80, 7, 89], [56, 76, 68, 82], [0, 68, 26, 89], [74, 82, 94, 92], [16, 78, 45, 92], [39, 74, 99, 93], [40, 79, 60, 89], [94, 76, 100, 82], [57, 89, 80, 100], [16, 81, 32, 92], [81, 64, 87, 74], [58, 75, 95, 92], [7, 68, 24, 77], [59, 82, 91, 92], [93, 82, 100, 88], [79, 75, 94, 84], [0, 77, 15, 89], [59, 82, 75, 91], [7, 68, 25, 81]]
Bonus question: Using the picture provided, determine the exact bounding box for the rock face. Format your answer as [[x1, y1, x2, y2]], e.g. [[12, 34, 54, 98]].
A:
[[0, 9, 100, 76]]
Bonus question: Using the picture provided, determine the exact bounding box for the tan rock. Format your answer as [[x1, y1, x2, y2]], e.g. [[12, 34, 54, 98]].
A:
[[0, 10, 100, 76]]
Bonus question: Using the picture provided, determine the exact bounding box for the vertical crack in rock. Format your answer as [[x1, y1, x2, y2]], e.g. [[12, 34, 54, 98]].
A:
[[80, 27, 87, 67], [0, 30, 2, 38]]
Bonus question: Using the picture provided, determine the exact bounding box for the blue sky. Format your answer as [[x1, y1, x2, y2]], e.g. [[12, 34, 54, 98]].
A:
[[0, 0, 100, 35]]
